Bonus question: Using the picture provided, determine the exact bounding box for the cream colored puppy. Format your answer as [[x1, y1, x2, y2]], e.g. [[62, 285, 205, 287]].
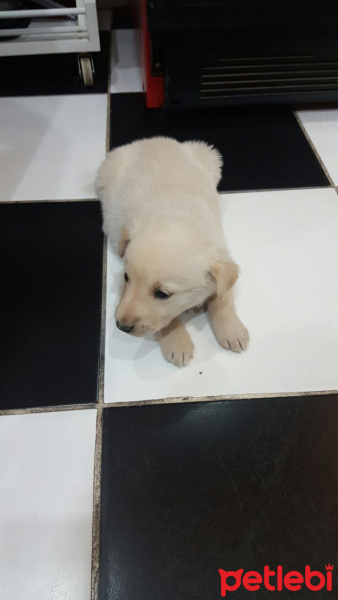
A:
[[96, 137, 249, 367]]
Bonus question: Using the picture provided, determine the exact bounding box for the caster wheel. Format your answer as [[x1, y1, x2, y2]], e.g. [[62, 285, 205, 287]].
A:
[[78, 55, 94, 87]]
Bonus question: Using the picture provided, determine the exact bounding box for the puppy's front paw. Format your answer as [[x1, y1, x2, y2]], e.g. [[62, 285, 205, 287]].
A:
[[159, 328, 194, 367], [214, 315, 249, 353]]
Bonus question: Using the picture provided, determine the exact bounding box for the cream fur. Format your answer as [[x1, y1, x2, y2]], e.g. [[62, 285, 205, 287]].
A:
[[96, 137, 249, 367]]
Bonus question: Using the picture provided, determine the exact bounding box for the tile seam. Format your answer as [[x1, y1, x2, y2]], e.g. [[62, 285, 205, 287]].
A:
[[98, 235, 108, 405], [90, 26, 111, 597], [2, 388, 336, 415], [0, 402, 98, 417], [101, 388, 338, 408], [0, 198, 99, 204], [91, 405, 103, 600], [218, 184, 332, 196], [0, 403, 97, 417]]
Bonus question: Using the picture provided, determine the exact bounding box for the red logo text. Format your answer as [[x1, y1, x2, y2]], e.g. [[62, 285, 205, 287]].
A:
[[219, 564, 333, 596]]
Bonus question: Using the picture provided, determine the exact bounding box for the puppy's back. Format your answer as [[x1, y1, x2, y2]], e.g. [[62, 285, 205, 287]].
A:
[[182, 140, 222, 186], [96, 137, 223, 251]]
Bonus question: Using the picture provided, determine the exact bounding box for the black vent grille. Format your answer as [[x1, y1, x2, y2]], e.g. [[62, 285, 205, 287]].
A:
[[201, 55, 338, 100]]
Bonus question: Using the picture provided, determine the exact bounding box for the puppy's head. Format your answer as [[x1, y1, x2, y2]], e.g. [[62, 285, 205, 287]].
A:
[[115, 220, 238, 337]]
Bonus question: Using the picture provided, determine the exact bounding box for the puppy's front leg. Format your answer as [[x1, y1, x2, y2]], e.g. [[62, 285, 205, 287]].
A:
[[158, 318, 194, 367], [208, 290, 249, 353]]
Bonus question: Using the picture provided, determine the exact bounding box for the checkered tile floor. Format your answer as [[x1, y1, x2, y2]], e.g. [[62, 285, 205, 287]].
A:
[[1, 10, 337, 599]]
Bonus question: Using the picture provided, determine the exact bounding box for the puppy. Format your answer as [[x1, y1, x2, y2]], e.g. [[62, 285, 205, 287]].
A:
[[96, 137, 249, 367]]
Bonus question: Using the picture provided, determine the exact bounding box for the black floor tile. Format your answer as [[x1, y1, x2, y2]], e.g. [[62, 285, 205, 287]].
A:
[[112, 7, 134, 29], [0, 201, 103, 410], [1, 32, 110, 97], [109, 93, 329, 192], [100, 396, 338, 600]]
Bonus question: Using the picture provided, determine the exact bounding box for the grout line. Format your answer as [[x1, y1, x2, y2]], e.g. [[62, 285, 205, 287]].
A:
[[101, 388, 338, 408], [0, 198, 99, 205], [97, 235, 108, 405], [218, 184, 332, 196], [91, 405, 104, 600], [293, 110, 335, 187], [91, 25, 112, 600], [0, 403, 97, 417], [1, 387, 337, 417], [97, 10, 112, 406]]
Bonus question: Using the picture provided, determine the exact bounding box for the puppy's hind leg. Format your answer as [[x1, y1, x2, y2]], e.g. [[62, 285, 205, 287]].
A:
[[157, 318, 194, 367], [208, 290, 249, 353]]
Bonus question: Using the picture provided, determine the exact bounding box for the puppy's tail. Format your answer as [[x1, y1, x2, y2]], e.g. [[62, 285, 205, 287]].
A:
[[183, 140, 223, 186]]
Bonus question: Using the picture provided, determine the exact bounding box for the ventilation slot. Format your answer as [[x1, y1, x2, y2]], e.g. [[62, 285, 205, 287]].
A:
[[201, 55, 338, 100]]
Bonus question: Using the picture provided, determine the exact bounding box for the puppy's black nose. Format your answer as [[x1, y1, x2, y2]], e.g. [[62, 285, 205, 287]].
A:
[[116, 321, 134, 334]]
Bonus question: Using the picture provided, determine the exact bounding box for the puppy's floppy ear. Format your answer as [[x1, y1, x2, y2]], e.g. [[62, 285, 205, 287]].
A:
[[208, 256, 239, 298], [119, 228, 130, 258]]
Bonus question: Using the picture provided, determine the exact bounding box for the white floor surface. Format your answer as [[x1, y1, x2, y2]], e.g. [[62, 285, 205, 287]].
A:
[[104, 187, 338, 403]]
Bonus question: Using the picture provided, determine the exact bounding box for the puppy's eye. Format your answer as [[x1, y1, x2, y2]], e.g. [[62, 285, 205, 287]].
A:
[[124, 272, 129, 283], [155, 290, 171, 300]]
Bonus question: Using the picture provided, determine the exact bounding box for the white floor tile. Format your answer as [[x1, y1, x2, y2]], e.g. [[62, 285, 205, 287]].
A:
[[104, 188, 338, 403], [297, 108, 338, 185], [110, 29, 143, 93], [0, 409, 97, 600], [0, 95, 107, 202]]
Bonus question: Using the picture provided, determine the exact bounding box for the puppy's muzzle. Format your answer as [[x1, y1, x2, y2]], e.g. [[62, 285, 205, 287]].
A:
[[116, 320, 134, 334]]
